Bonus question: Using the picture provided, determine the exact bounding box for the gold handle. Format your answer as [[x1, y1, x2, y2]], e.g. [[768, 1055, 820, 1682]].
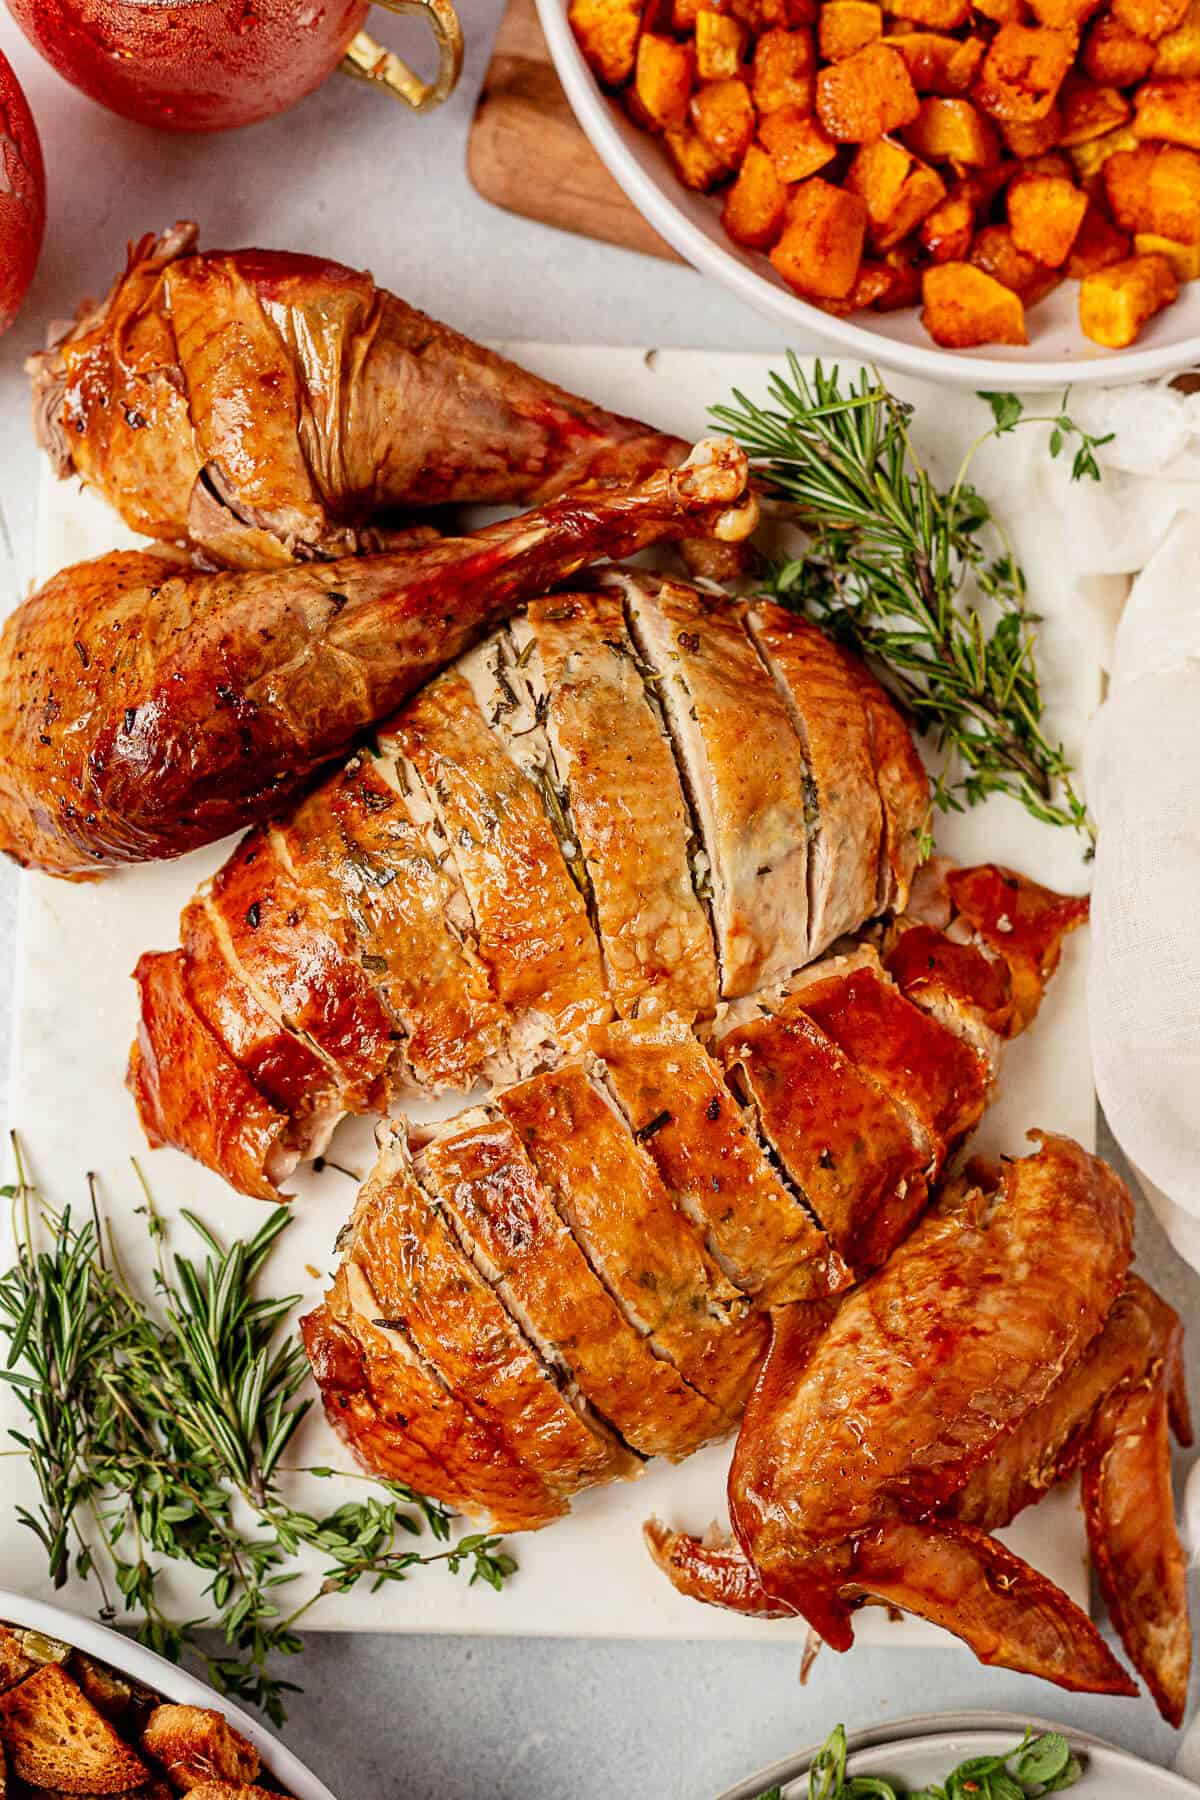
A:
[[340, 0, 463, 113]]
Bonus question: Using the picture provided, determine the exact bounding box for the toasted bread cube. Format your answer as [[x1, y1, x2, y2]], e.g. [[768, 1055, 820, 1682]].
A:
[[1133, 227, 1200, 272], [1105, 140, 1200, 238], [884, 31, 985, 91], [184, 1787, 284, 1800], [816, 40, 920, 137], [970, 221, 1064, 299], [1007, 170, 1089, 263], [905, 95, 1000, 163], [1057, 75, 1132, 145], [1000, 108, 1063, 154], [819, 0, 884, 57], [569, 0, 643, 87], [722, 141, 791, 241], [1134, 75, 1200, 146], [1154, 0, 1200, 71], [633, 32, 695, 127], [0, 1664, 150, 1793], [920, 184, 977, 257], [847, 136, 946, 244], [695, 9, 749, 77], [922, 261, 1029, 342], [141, 1704, 259, 1791], [771, 176, 869, 293], [1066, 199, 1132, 271], [1112, 0, 1189, 35], [752, 26, 816, 110], [1083, 16, 1157, 83], [975, 24, 1076, 122], [886, 0, 971, 26], [1069, 121, 1138, 179], [1079, 250, 1178, 341], [666, 119, 732, 185], [691, 75, 757, 162], [0, 1628, 34, 1695], [759, 104, 839, 174]]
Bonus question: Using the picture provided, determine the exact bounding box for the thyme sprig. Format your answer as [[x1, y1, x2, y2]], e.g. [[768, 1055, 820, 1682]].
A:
[[757, 1722, 1083, 1799], [0, 1146, 516, 1725], [711, 360, 1097, 857]]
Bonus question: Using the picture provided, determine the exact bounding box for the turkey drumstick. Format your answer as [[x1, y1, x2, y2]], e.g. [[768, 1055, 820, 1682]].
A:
[[0, 441, 756, 878]]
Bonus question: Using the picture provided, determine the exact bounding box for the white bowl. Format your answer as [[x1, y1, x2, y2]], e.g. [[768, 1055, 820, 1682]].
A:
[[0, 1589, 337, 1800], [536, 0, 1200, 390]]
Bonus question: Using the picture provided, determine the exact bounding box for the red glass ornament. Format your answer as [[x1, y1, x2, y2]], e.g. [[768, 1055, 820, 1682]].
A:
[[0, 48, 45, 332]]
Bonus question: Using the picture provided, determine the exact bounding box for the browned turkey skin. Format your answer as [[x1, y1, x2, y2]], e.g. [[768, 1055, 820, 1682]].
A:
[[30, 223, 693, 571], [0, 448, 755, 877]]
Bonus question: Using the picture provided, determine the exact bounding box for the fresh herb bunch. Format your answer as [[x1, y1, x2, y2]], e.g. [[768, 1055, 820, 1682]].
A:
[[0, 1145, 516, 1724], [712, 361, 1102, 856], [757, 1723, 1083, 1800]]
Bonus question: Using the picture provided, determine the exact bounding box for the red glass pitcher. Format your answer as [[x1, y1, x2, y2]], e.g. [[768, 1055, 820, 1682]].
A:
[[4, 0, 463, 131]]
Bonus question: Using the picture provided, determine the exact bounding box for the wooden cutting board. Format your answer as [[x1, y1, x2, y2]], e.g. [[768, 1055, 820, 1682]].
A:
[[469, 0, 683, 261]]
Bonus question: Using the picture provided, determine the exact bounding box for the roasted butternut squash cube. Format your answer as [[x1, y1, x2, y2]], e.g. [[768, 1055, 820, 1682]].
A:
[[633, 33, 695, 127], [1133, 227, 1200, 272], [920, 184, 977, 257], [569, 0, 643, 87], [753, 26, 816, 110], [999, 108, 1064, 154], [1153, 0, 1200, 73], [1066, 199, 1132, 271], [974, 0, 1023, 22], [1078, 251, 1178, 341], [970, 221, 1064, 299], [665, 121, 731, 186], [815, 40, 920, 137], [1111, 0, 1188, 37], [921, 261, 1029, 342], [1069, 122, 1138, 180], [817, 259, 904, 311], [695, 9, 750, 78], [722, 141, 791, 242], [1133, 75, 1200, 146], [1082, 16, 1157, 84], [819, 0, 884, 58], [1057, 75, 1132, 145], [1007, 170, 1089, 262], [692, 75, 757, 162], [887, 0, 971, 23], [884, 31, 985, 91], [759, 104, 839, 175], [770, 176, 869, 293], [1105, 140, 1200, 239], [847, 136, 947, 244], [1027, 0, 1103, 26], [905, 94, 1000, 163], [975, 24, 1077, 122], [733, 0, 816, 23], [877, 245, 924, 303]]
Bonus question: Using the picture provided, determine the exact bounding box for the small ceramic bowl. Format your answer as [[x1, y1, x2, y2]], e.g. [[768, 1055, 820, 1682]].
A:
[[535, 0, 1200, 391], [0, 1589, 337, 1800]]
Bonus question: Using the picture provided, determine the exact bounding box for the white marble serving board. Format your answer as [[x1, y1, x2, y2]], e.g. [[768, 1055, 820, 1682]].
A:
[[1, 348, 1098, 1645]]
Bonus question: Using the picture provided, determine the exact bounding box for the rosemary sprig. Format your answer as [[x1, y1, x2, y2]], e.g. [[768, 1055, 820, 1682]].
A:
[[711, 359, 1097, 857], [756, 1722, 1083, 1799], [0, 1146, 516, 1725]]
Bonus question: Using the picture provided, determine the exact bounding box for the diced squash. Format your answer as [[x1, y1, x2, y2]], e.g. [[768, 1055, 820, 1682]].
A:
[[1069, 122, 1138, 180], [970, 221, 1064, 300], [1078, 251, 1178, 342], [921, 261, 1029, 343], [569, 0, 643, 87], [1058, 76, 1132, 145], [1027, 0, 1103, 26], [886, 0, 971, 24], [759, 104, 839, 175], [633, 33, 695, 127], [878, 245, 924, 303], [1111, 0, 1189, 37], [999, 108, 1064, 155], [1007, 170, 1090, 262], [847, 137, 947, 244], [752, 26, 816, 110], [1153, 0, 1200, 73], [1105, 140, 1200, 239], [722, 141, 791, 242], [695, 10, 750, 78], [770, 175, 869, 293], [1083, 16, 1157, 85], [672, 0, 706, 28], [919, 184, 977, 257], [819, 0, 884, 58], [692, 75, 758, 162], [815, 40, 921, 137], [665, 121, 731, 187], [818, 259, 904, 311], [732, 0, 816, 24], [1134, 227, 1200, 273], [905, 94, 1001, 163], [1133, 75, 1200, 146], [884, 31, 985, 91], [974, 24, 1077, 122], [1066, 199, 1133, 272], [974, 0, 1023, 22]]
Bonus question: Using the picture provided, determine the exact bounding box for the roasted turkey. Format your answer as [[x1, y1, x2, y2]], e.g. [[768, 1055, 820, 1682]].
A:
[[0, 448, 755, 877]]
